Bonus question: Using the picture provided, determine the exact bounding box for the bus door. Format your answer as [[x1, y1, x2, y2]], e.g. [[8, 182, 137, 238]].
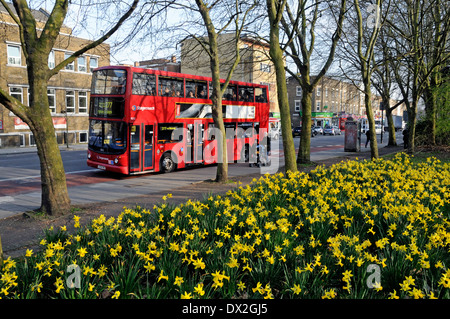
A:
[[186, 121, 204, 164], [225, 122, 236, 162], [194, 121, 204, 163], [130, 124, 154, 173], [186, 124, 194, 164]]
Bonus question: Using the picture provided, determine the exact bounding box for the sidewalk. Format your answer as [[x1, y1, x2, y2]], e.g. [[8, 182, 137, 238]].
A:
[[0, 141, 388, 219], [0, 143, 404, 258], [0, 143, 87, 155]]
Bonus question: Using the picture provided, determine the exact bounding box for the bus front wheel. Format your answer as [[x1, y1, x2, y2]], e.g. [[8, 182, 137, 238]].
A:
[[161, 153, 176, 173]]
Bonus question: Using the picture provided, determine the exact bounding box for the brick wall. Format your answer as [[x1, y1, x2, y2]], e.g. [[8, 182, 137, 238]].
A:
[[0, 9, 110, 148]]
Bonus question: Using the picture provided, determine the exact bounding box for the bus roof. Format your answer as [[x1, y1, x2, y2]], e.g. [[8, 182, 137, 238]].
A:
[[94, 65, 269, 89]]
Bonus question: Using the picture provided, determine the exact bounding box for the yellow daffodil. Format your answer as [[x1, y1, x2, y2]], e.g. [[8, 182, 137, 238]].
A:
[[291, 284, 302, 295]]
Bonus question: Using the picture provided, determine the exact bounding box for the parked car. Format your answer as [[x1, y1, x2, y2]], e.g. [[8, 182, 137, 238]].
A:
[[323, 125, 340, 135], [332, 126, 342, 135], [323, 126, 333, 135], [313, 126, 323, 135], [292, 126, 302, 137]]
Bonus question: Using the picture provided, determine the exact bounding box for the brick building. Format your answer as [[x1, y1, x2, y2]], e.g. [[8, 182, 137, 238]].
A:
[[0, 3, 110, 148], [287, 75, 406, 128], [134, 56, 181, 72], [180, 33, 279, 113]]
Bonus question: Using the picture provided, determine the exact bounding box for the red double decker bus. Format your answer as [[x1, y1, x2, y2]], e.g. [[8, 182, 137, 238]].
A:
[[87, 66, 270, 175]]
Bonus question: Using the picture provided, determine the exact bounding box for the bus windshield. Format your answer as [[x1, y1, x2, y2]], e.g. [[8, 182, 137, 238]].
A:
[[88, 120, 127, 154], [92, 69, 127, 95]]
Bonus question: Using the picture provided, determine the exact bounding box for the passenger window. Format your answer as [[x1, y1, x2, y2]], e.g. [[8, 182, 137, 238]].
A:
[[255, 87, 267, 103], [132, 73, 156, 95], [159, 77, 184, 97], [223, 85, 237, 101], [238, 87, 254, 102], [186, 80, 207, 99]]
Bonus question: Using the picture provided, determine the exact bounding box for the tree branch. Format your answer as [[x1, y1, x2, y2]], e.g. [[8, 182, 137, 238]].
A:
[[49, 0, 140, 78]]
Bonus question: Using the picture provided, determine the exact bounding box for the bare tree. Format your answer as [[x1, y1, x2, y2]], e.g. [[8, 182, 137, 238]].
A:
[[191, 0, 257, 182], [387, 0, 449, 151], [372, 27, 404, 146], [351, 0, 387, 159], [416, 0, 449, 145], [281, 0, 346, 164], [266, 0, 297, 172], [0, 0, 139, 215]]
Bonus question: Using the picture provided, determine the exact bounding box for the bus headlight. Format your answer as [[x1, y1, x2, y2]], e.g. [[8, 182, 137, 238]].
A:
[[114, 158, 119, 164], [87, 152, 91, 159]]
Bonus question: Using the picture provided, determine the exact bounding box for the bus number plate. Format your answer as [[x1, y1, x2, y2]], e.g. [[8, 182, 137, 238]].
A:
[[98, 165, 106, 170]]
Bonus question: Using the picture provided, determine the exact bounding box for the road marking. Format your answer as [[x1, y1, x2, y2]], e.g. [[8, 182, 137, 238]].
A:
[[0, 196, 14, 203], [0, 169, 97, 183]]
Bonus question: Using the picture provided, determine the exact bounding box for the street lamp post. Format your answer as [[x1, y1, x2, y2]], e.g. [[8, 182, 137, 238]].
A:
[[62, 107, 69, 149]]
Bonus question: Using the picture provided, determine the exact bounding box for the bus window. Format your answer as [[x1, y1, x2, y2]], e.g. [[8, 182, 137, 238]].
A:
[[186, 80, 207, 99], [239, 87, 254, 102], [209, 81, 213, 99], [88, 120, 127, 154], [255, 87, 267, 103], [92, 69, 127, 95], [132, 73, 156, 95], [223, 84, 237, 101], [159, 77, 184, 97], [237, 122, 254, 138], [157, 123, 184, 143]]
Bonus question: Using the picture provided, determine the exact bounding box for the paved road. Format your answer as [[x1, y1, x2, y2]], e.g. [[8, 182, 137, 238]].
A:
[[0, 132, 395, 218]]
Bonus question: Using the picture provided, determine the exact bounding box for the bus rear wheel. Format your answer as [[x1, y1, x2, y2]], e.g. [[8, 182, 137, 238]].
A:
[[161, 153, 176, 173]]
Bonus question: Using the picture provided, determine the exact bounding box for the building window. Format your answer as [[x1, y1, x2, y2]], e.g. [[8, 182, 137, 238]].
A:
[[9, 87, 23, 103], [316, 87, 321, 97], [325, 87, 328, 97], [48, 50, 55, 69], [79, 132, 88, 143], [65, 90, 75, 113], [260, 63, 271, 73], [296, 86, 302, 96], [316, 101, 321, 111], [29, 134, 36, 146], [65, 53, 74, 71], [90, 57, 98, 73], [78, 91, 87, 113], [48, 89, 56, 113], [7, 45, 21, 66], [295, 100, 301, 112], [78, 56, 87, 72]]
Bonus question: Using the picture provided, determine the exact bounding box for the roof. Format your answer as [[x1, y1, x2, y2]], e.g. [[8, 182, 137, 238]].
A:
[[0, 2, 69, 27]]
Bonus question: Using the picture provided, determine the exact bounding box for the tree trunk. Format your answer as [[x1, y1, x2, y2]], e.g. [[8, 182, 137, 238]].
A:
[[363, 81, 379, 159], [407, 100, 418, 154], [385, 107, 397, 146], [297, 90, 312, 163], [272, 53, 297, 173], [423, 86, 437, 145], [211, 93, 228, 183], [267, 0, 297, 173], [28, 80, 71, 215]]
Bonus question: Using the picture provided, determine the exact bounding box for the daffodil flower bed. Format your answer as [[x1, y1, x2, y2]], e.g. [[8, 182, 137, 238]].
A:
[[1, 153, 449, 299]]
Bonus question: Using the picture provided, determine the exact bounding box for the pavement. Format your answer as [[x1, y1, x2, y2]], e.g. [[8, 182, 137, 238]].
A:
[[0, 139, 398, 219], [0, 139, 404, 258]]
